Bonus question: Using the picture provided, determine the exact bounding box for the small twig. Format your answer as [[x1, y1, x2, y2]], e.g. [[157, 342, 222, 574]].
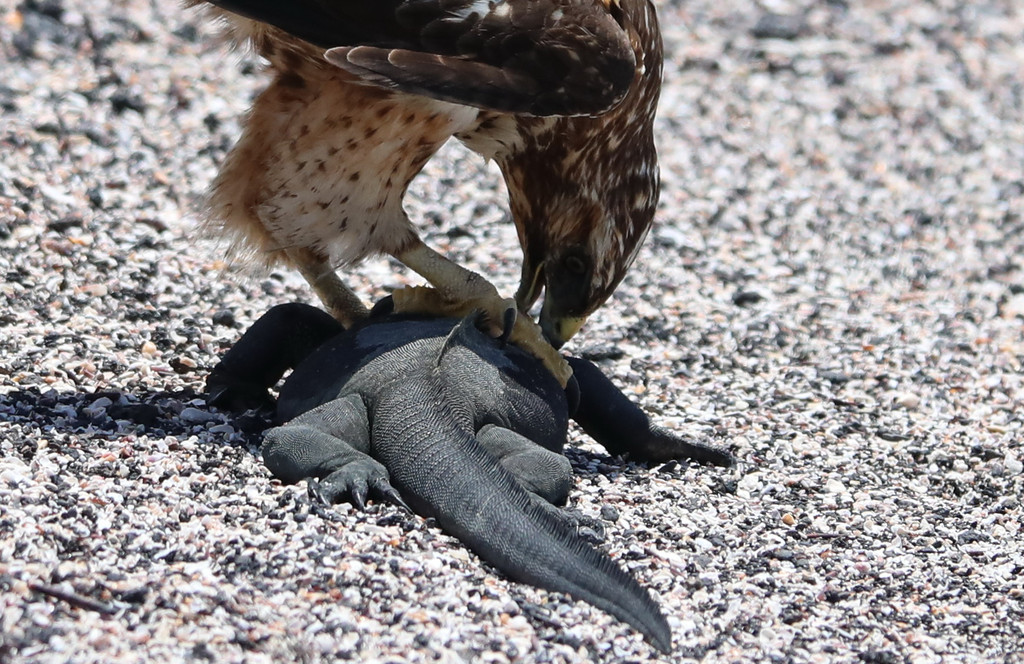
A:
[[28, 581, 117, 615]]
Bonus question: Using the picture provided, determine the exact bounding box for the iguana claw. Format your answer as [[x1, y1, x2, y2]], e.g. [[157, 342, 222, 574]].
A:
[[205, 375, 275, 413], [310, 459, 406, 509], [373, 478, 411, 512]]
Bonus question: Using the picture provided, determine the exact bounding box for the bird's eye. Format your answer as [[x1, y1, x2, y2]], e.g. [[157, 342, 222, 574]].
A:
[[564, 255, 587, 275]]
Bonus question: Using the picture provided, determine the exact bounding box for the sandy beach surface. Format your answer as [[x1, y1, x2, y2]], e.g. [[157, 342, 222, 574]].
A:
[[2, 1, 1022, 661]]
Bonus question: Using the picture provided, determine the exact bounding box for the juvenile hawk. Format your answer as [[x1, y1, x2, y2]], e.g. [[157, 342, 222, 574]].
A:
[[193, 0, 663, 381]]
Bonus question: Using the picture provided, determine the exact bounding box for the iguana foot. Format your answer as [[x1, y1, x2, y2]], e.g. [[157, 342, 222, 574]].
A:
[[309, 459, 409, 511], [569, 508, 608, 545], [641, 426, 734, 466], [392, 285, 572, 387], [524, 497, 607, 545]]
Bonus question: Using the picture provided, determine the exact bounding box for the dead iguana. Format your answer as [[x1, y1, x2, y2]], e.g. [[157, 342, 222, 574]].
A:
[[207, 301, 732, 652]]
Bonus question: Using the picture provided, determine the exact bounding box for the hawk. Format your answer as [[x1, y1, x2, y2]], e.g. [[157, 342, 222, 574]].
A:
[[191, 0, 662, 382]]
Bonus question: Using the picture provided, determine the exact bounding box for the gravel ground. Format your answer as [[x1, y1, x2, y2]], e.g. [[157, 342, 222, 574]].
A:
[[2, 0, 1023, 662]]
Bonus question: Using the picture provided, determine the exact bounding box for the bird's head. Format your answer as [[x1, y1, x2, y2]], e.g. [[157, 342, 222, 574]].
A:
[[506, 133, 659, 348], [499, 2, 662, 348]]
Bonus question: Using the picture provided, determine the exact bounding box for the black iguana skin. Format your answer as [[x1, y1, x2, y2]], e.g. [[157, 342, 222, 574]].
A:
[[207, 302, 732, 653]]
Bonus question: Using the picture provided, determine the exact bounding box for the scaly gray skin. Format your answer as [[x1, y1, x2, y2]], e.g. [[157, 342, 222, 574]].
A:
[[207, 301, 732, 653]]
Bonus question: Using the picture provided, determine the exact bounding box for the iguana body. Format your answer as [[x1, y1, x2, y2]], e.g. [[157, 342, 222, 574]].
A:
[[207, 302, 731, 652]]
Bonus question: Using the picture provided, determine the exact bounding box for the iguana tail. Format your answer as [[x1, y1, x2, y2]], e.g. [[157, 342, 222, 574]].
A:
[[372, 389, 673, 653]]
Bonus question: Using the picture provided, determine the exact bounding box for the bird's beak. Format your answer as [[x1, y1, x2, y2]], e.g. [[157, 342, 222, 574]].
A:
[[539, 298, 587, 349], [518, 256, 587, 347]]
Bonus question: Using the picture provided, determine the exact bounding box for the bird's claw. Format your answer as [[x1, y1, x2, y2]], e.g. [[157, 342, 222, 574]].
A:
[[391, 285, 572, 387], [496, 306, 517, 347]]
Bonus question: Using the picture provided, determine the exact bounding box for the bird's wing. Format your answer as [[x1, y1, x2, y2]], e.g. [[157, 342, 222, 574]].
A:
[[203, 0, 637, 116]]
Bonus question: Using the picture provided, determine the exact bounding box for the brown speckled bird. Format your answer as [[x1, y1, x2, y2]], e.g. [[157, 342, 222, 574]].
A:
[[192, 0, 662, 382]]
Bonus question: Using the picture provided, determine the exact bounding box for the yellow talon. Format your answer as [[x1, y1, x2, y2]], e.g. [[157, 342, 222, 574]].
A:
[[391, 285, 573, 387], [505, 315, 573, 387]]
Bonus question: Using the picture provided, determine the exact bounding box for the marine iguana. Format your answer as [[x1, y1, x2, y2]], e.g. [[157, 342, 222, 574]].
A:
[[206, 301, 732, 653]]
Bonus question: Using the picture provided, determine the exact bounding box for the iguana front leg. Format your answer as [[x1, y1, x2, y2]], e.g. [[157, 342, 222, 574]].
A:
[[392, 239, 573, 387], [567, 357, 734, 467], [262, 395, 406, 510], [206, 303, 344, 412]]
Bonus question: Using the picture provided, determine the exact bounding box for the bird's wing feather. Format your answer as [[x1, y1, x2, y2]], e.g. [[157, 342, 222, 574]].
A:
[[203, 0, 417, 48], [203, 0, 637, 116]]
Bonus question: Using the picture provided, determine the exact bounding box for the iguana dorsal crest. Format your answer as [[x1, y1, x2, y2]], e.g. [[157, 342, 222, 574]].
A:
[[434, 313, 488, 370]]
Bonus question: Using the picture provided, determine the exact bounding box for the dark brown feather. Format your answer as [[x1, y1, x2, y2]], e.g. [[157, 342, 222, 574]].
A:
[[326, 46, 544, 114], [202, 0, 635, 115]]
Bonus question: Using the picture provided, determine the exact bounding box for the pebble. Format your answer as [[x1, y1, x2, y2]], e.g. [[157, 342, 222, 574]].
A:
[[894, 392, 921, 410], [750, 13, 808, 40], [179, 407, 218, 424], [1002, 294, 1024, 320]]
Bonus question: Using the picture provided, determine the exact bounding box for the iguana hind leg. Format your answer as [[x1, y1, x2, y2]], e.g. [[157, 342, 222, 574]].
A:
[[476, 424, 572, 507], [262, 396, 406, 510], [567, 357, 734, 467], [477, 424, 606, 542]]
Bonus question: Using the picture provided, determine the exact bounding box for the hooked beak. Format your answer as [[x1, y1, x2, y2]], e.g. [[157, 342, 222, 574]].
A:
[[539, 299, 587, 349], [517, 258, 588, 348]]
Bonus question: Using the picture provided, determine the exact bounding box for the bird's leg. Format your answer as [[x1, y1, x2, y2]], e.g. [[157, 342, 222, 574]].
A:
[[286, 247, 370, 328], [392, 239, 572, 386]]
